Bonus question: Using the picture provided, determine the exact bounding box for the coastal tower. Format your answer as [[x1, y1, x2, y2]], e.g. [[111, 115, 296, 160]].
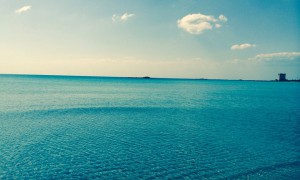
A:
[[278, 73, 287, 81]]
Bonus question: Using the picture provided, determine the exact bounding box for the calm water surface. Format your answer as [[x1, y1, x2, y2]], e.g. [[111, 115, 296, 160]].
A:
[[0, 75, 299, 179]]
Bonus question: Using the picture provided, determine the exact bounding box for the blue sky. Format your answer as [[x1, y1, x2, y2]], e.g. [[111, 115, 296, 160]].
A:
[[0, 0, 299, 80]]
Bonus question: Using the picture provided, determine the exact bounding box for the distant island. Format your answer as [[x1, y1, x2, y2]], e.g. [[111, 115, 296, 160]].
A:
[[127, 76, 151, 79], [1, 73, 299, 82]]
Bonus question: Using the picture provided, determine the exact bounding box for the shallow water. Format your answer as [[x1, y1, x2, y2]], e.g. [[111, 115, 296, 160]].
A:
[[0, 75, 300, 179]]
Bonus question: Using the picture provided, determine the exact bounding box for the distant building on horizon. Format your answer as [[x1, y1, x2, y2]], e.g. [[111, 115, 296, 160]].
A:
[[278, 73, 287, 81]]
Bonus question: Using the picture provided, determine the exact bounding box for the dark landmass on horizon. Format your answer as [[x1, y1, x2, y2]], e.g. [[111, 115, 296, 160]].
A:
[[0, 73, 299, 82]]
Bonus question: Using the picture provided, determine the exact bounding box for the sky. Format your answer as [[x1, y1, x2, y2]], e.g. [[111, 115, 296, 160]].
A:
[[0, 0, 299, 80]]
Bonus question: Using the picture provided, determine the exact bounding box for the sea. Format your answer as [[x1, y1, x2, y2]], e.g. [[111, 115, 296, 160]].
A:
[[0, 74, 299, 179]]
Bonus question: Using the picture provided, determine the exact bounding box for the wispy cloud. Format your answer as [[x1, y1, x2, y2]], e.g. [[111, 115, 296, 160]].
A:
[[219, 15, 227, 22], [177, 13, 227, 34], [231, 43, 256, 50], [215, 24, 222, 28], [228, 52, 300, 64], [253, 52, 300, 61], [112, 13, 135, 22], [15, 5, 31, 14]]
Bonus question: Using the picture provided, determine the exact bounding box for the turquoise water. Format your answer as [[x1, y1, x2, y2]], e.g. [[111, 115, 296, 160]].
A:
[[0, 74, 299, 179]]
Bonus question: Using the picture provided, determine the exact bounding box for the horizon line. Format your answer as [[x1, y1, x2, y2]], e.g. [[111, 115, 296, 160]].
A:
[[0, 73, 292, 82]]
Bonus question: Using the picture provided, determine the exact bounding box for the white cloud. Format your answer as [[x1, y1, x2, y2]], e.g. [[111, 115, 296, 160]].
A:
[[254, 52, 300, 61], [215, 24, 222, 28], [15, 5, 31, 14], [231, 43, 256, 50], [121, 13, 134, 21], [219, 14, 228, 22], [112, 13, 135, 22], [177, 13, 227, 34]]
